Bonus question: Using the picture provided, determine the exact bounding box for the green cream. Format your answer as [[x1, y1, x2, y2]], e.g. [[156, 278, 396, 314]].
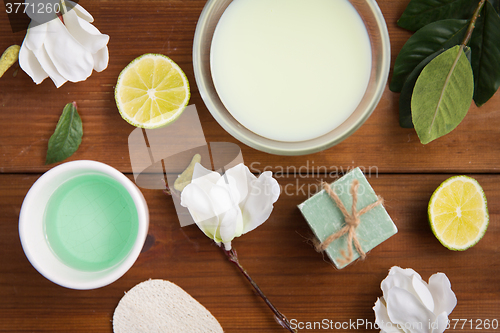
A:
[[44, 173, 139, 272]]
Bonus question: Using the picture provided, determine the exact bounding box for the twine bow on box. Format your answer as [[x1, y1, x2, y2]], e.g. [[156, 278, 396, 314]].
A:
[[315, 179, 384, 265]]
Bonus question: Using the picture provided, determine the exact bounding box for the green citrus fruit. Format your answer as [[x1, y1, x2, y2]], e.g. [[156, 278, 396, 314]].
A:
[[115, 53, 190, 129], [428, 175, 488, 251]]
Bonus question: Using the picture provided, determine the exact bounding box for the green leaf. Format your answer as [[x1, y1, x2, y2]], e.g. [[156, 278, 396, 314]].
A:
[[390, 19, 468, 93], [399, 49, 445, 128], [469, 1, 500, 106], [488, 0, 500, 13], [398, 0, 480, 31], [412, 45, 474, 144], [46, 102, 83, 164]]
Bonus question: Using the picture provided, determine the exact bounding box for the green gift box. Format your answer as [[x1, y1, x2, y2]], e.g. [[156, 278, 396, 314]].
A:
[[298, 167, 397, 269]]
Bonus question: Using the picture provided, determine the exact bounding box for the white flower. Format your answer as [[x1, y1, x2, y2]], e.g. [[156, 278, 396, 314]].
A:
[[180, 163, 280, 251], [373, 266, 457, 333], [19, 0, 109, 87]]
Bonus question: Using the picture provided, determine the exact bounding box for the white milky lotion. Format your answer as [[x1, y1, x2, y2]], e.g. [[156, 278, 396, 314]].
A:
[[210, 0, 372, 142]]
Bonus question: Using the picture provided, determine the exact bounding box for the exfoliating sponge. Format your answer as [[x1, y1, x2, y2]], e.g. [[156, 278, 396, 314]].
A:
[[113, 279, 224, 333]]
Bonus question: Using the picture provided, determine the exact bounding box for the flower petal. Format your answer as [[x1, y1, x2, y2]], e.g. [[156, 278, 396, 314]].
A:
[[386, 287, 435, 333], [92, 46, 109, 72], [427, 273, 457, 316], [430, 312, 449, 333], [224, 163, 252, 204], [412, 274, 435, 313], [33, 46, 67, 87], [261, 171, 280, 202], [215, 165, 261, 238], [62, 10, 109, 54], [382, 266, 434, 312], [19, 41, 48, 84], [373, 298, 405, 333], [216, 174, 242, 204], [192, 163, 221, 189], [24, 21, 47, 51], [209, 183, 238, 217], [381, 269, 413, 299], [218, 206, 241, 249], [180, 183, 219, 241], [209, 180, 244, 241], [74, 15, 101, 35], [66, 1, 94, 22], [43, 18, 93, 83], [189, 166, 221, 207], [388, 266, 422, 280], [241, 171, 280, 234]]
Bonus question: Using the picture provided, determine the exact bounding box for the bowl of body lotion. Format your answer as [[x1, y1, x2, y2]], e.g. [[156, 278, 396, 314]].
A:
[[193, 0, 390, 155], [19, 160, 149, 289]]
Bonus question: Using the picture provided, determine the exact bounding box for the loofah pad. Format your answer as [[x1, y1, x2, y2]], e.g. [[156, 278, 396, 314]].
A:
[[113, 279, 224, 333]]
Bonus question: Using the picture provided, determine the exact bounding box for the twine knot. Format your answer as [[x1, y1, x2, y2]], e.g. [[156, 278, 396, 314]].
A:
[[315, 179, 384, 266]]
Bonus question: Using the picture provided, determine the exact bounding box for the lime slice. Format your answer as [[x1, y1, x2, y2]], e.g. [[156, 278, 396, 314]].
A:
[[115, 54, 190, 129], [428, 175, 488, 251]]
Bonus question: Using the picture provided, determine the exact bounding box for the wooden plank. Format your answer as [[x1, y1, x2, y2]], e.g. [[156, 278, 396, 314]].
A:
[[1, 173, 498, 332], [1, 1, 500, 174]]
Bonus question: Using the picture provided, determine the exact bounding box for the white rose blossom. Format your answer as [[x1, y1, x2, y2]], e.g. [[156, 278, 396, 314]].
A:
[[180, 163, 280, 250], [374, 266, 457, 333], [19, 0, 109, 87], [178, 163, 296, 331]]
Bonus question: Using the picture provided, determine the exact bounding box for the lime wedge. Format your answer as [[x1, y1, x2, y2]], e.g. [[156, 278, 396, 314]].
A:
[[428, 175, 488, 251], [115, 53, 190, 128]]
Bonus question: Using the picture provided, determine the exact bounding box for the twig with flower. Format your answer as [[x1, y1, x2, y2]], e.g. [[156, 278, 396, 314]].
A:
[[176, 162, 297, 332]]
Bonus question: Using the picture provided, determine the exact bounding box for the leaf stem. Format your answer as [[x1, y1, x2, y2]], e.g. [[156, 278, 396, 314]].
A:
[[461, 0, 486, 46], [222, 247, 298, 333]]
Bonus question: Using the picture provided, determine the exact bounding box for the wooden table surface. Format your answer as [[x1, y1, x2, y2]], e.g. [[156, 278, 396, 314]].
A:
[[1, 1, 499, 332]]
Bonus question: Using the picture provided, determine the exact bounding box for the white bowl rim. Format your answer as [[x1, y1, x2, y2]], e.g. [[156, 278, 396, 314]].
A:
[[18, 160, 149, 290]]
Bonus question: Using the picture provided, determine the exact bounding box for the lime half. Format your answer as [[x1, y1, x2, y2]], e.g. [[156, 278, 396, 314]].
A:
[[115, 54, 190, 129], [428, 175, 488, 251]]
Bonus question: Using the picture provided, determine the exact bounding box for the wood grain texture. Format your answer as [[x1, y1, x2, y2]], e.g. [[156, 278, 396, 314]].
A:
[[0, 0, 500, 173], [0, 174, 499, 332], [1, 0, 500, 332]]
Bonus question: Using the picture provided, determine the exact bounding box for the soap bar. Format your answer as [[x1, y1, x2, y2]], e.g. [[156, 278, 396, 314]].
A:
[[298, 167, 397, 269]]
